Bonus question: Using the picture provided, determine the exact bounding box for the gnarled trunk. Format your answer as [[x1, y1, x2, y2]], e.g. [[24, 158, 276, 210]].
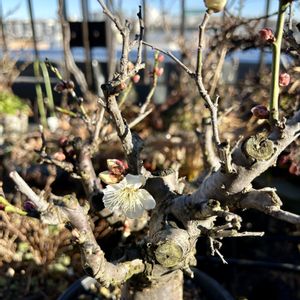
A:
[[124, 270, 183, 300]]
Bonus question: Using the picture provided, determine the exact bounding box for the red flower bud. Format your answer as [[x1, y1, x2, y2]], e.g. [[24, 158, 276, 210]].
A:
[[107, 159, 127, 175], [116, 82, 127, 92], [54, 82, 66, 93], [251, 105, 269, 119], [289, 162, 299, 175], [53, 152, 66, 161], [155, 67, 164, 77], [59, 136, 68, 147], [277, 155, 290, 167], [259, 28, 275, 43], [23, 201, 36, 211], [279, 73, 290, 87], [157, 54, 165, 63], [132, 74, 140, 83], [65, 80, 75, 90]]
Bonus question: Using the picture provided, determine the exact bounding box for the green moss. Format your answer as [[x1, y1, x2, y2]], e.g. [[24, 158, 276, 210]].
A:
[[0, 91, 31, 115]]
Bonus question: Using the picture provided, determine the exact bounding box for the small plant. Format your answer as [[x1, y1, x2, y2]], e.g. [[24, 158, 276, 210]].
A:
[[0, 91, 31, 116]]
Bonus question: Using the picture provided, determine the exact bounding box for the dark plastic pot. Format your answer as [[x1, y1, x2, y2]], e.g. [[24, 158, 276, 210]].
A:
[[57, 276, 100, 300]]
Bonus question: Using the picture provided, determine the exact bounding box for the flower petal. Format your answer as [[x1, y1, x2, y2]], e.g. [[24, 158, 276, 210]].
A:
[[106, 177, 127, 190], [107, 159, 126, 175], [99, 171, 122, 184], [102, 188, 122, 211], [139, 189, 156, 210], [125, 174, 145, 188], [104, 183, 120, 192], [125, 204, 145, 219]]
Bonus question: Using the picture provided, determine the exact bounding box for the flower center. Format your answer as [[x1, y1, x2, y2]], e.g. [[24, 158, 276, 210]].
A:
[[119, 187, 140, 210]]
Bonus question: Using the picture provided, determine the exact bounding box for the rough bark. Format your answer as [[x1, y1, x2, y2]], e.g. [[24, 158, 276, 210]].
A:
[[127, 270, 183, 300]]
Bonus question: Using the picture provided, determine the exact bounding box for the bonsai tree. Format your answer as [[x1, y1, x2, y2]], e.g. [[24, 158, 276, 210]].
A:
[[3, 0, 300, 299]]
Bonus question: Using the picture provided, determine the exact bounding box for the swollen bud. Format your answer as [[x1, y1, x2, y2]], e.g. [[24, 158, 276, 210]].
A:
[[54, 82, 66, 93], [204, 0, 227, 12], [279, 73, 290, 87], [259, 28, 275, 43], [251, 105, 269, 119], [59, 136, 68, 147], [65, 80, 75, 90], [107, 159, 127, 175], [53, 152, 66, 161], [154, 67, 164, 77], [289, 162, 300, 176], [119, 82, 127, 90], [132, 74, 140, 83], [23, 201, 36, 212], [157, 54, 165, 63]]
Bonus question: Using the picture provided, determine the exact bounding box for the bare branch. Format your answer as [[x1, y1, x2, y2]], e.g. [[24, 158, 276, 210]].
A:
[[166, 110, 300, 234], [97, 0, 131, 78], [211, 230, 265, 238], [195, 56, 220, 148], [9, 172, 145, 286], [96, 3, 147, 174], [190, 109, 300, 205], [9, 171, 49, 212], [136, 5, 144, 65], [58, 0, 94, 100], [142, 41, 194, 76], [40, 156, 75, 174], [197, 118, 220, 170], [218, 141, 236, 174], [91, 106, 105, 154], [240, 188, 300, 224], [105, 108, 153, 142], [139, 52, 160, 115], [209, 45, 228, 96], [196, 10, 212, 78], [104, 95, 143, 174], [96, 0, 124, 34]]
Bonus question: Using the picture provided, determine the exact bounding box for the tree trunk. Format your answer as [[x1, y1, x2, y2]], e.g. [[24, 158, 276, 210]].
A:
[[124, 270, 183, 300]]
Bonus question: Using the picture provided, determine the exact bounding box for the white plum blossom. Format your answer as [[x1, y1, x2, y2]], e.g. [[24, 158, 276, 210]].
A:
[[102, 174, 156, 219]]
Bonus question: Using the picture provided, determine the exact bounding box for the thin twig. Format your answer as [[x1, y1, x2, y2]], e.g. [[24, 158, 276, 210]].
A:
[[58, 0, 91, 99], [142, 41, 194, 76], [97, 0, 124, 33], [269, 0, 290, 125], [97, 0, 131, 78], [139, 52, 160, 115], [215, 249, 228, 264], [41, 156, 75, 174], [105, 108, 153, 141], [213, 230, 265, 238], [196, 10, 212, 78], [194, 11, 221, 147], [196, 118, 220, 170], [98, 1, 146, 174], [219, 140, 236, 174], [92, 106, 105, 145], [9, 171, 49, 212], [209, 45, 228, 96], [136, 5, 144, 65], [119, 81, 133, 108], [288, 1, 293, 31]]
